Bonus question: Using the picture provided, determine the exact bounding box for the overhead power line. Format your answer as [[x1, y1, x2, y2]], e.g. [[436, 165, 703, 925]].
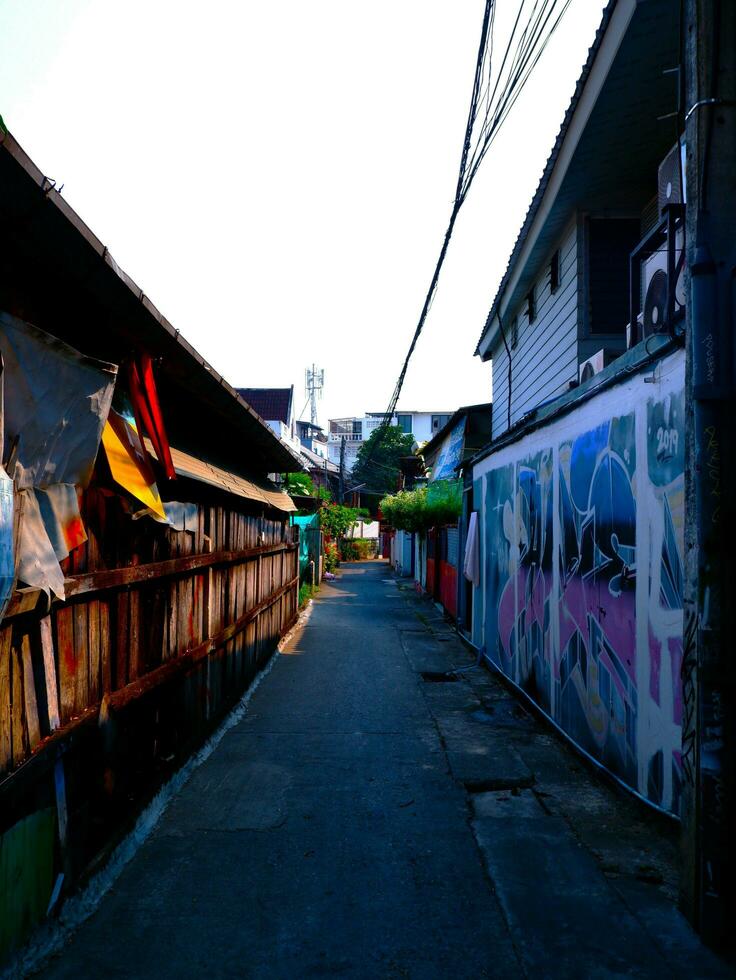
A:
[[360, 0, 573, 476]]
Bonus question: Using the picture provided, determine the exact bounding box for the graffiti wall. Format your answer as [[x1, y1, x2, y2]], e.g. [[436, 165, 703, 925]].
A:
[[473, 350, 684, 813]]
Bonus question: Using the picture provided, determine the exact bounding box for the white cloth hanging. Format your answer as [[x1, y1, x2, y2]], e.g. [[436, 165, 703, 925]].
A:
[[463, 511, 480, 586]]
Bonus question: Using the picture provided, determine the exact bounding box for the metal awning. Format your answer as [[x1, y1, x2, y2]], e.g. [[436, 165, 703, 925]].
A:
[[146, 440, 297, 513]]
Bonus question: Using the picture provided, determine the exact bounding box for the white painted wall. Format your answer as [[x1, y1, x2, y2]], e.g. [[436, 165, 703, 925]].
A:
[[390, 530, 415, 577], [266, 418, 303, 458], [414, 532, 427, 591], [346, 520, 380, 540]]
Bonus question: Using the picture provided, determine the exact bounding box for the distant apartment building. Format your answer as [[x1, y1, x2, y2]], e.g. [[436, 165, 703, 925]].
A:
[[295, 419, 328, 459], [328, 410, 453, 472]]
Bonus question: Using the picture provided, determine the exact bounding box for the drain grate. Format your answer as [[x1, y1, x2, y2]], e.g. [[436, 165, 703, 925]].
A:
[[421, 671, 459, 683]]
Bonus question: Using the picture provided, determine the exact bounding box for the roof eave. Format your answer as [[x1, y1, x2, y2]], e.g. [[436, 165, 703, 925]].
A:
[[0, 129, 299, 475], [474, 0, 631, 352]]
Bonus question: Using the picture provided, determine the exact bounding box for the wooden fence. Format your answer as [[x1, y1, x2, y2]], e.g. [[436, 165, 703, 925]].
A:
[[0, 480, 299, 963]]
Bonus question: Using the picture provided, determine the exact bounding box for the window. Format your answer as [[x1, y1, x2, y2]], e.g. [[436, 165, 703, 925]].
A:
[[510, 315, 518, 349], [587, 218, 641, 334], [527, 287, 536, 323], [396, 414, 412, 434], [431, 414, 451, 432], [550, 249, 560, 293]]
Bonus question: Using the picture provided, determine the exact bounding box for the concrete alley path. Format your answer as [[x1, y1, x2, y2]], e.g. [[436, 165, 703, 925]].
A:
[[41, 561, 729, 980]]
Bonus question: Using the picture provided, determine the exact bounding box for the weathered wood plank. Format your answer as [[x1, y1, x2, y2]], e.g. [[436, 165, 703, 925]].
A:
[[128, 590, 142, 680], [192, 507, 204, 645], [11, 635, 26, 764], [99, 601, 112, 694], [145, 586, 165, 674], [229, 559, 239, 682], [106, 574, 299, 714], [21, 632, 41, 750], [0, 704, 98, 809], [0, 566, 298, 774], [39, 615, 60, 732], [56, 607, 76, 724], [177, 529, 194, 652], [0, 626, 12, 771], [2, 587, 45, 620], [167, 574, 178, 661], [115, 592, 129, 689], [73, 604, 89, 716], [2, 543, 297, 619], [202, 534, 214, 721], [87, 599, 101, 703]]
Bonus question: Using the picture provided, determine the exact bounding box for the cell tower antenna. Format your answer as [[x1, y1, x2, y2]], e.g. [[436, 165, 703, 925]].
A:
[[305, 364, 324, 426]]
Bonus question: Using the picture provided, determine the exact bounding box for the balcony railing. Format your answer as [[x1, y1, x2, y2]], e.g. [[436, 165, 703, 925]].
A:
[[328, 430, 362, 441]]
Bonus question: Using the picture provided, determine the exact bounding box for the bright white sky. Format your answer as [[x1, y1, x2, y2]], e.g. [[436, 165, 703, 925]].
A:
[[0, 0, 605, 427]]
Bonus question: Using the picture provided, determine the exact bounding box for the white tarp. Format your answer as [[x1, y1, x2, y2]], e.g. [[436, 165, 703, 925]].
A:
[[16, 484, 88, 601], [132, 500, 198, 532], [0, 312, 117, 490], [0, 314, 117, 599], [16, 489, 66, 600]]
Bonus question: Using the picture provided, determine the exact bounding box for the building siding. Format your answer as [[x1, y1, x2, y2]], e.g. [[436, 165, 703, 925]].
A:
[[491, 222, 579, 440]]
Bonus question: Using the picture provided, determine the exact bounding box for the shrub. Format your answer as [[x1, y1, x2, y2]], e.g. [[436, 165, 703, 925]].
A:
[[320, 503, 360, 539], [340, 538, 376, 561], [299, 583, 315, 608], [285, 472, 315, 497], [324, 541, 339, 572], [379, 480, 462, 533]]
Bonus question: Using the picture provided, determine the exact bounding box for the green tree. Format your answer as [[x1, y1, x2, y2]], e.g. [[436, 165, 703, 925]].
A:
[[284, 472, 315, 497], [350, 425, 415, 496], [320, 502, 360, 539]]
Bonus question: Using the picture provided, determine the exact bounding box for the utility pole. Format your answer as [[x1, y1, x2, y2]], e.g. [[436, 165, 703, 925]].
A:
[[682, 0, 736, 944], [339, 435, 346, 503]]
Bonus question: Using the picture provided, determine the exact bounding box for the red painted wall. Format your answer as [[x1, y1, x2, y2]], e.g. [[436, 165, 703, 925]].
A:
[[438, 561, 457, 618]]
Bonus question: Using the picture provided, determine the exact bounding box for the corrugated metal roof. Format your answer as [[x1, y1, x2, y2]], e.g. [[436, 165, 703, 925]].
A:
[[146, 440, 297, 513], [300, 445, 340, 473], [0, 130, 304, 476], [238, 387, 293, 425]]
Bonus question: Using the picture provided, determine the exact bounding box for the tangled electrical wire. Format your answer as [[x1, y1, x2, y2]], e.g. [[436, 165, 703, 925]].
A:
[[356, 0, 574, 483]]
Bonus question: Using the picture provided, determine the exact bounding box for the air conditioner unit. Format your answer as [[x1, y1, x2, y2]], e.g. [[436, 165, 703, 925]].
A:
[[658, 141, 686, 215], [641, 227, 686, 338], [578, 349, 616, 384]]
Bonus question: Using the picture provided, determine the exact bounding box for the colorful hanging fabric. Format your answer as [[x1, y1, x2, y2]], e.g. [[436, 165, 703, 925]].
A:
[[127, 353, 176, 481], [102, 407, 167, 520]]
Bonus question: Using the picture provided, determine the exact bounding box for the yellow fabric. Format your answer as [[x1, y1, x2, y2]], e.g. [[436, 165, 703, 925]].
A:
[[102, 420, 167, 519]]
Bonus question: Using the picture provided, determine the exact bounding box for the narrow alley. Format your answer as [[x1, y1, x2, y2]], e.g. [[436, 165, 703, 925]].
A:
[[39, 562, 726, 980]]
